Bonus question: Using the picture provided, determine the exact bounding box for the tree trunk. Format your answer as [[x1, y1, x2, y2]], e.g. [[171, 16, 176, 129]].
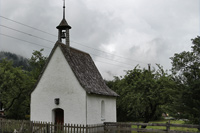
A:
[[141, 105, 157, 128], [141, 119, 150, 128]]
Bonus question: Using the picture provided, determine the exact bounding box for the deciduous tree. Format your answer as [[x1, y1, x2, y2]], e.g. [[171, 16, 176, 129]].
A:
[[0, 49, 47, 119], [107, 65, 176, 125], [0, 59, 34, 119], [170, 36, 200, 124]]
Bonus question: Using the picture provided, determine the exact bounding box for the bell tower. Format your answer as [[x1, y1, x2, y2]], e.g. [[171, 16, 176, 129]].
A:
[[56, 0, 71, 47]]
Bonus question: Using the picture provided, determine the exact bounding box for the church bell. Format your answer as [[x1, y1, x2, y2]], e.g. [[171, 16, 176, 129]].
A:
[[61, 32, 66, 39]]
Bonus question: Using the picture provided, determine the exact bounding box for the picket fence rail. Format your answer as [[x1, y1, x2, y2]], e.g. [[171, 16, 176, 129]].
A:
[[1, 119, 200, 133], [104, 122, 200, 133], [0, 119, 104, 133]]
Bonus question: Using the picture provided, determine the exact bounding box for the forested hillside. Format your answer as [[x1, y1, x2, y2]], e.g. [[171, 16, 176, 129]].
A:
[[0, 51, 30, 70]]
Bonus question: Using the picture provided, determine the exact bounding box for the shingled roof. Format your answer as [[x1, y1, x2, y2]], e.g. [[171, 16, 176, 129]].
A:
[[38, 41, 118, 97], [56, 18, 71, 29]]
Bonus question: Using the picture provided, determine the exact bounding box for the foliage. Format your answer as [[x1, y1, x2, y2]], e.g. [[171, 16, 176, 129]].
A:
[[29, 49, 47, 80], [0, 49, 47, 119], [107, 65, 176, 123], [0, 59, 35, 119], [170, 36, 200, 124]]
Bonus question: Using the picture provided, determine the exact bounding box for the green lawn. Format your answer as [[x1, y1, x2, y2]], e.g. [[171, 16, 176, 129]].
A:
[[131, 120, 200, 133]]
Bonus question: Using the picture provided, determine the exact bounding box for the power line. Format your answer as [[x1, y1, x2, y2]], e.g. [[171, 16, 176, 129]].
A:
[[0, 15, 57, 37], [1, 20, 139, 65], [95, 60, 133, 69], [89, 53, 136, 67], [0, 24, 55, 43], [0, 15, 149, 65], [0, 33, 52, 49], [0, 33, 135, 69], [0, 31, 135, 67], [71, 40, 147, 65]]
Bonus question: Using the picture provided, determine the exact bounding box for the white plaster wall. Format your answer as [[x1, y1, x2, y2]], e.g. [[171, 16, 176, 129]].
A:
[[31, 46, 87, 124], [86, 95, 116, 124]]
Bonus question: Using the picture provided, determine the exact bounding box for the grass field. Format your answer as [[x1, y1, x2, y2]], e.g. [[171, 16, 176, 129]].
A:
[[132, 120, 200, 133]]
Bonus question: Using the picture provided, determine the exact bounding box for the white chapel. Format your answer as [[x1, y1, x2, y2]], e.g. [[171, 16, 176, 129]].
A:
[[30, 1, 118, 125]]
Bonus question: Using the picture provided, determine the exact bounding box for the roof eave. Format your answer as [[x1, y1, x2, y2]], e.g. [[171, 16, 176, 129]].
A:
[[87, 91, 119, 97]]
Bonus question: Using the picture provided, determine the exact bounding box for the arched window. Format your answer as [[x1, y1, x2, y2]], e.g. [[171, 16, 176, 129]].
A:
[[101, 100, 105, 121]]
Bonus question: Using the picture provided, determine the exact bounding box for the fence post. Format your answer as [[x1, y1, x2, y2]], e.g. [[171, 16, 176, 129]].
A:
[[18, 120, 24, 133], [29, 121, 33, 133], [86, 125, 88, 133], [104, 123, 106, 133], [104, 122, 108, 133], [46, 122, 50, 133], [166, 120, 170, 132], [118, 123, 120, 133], [137, 124, 139, 132]]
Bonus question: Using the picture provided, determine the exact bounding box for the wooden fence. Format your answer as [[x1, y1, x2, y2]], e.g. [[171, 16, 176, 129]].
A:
[[104, 122, 200, 133], [1, 119, 200, 133], [0, 119, 104, 133]]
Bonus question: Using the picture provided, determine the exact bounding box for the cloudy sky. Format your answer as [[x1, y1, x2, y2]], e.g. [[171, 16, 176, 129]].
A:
[[0, 0, 199, 80]]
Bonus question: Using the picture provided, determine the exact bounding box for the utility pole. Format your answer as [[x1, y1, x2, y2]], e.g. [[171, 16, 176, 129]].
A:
[[148, 64, 151, 71]]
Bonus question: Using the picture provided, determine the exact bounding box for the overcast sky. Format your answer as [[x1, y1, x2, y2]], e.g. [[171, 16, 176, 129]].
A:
[[0, 0, 199, 80]]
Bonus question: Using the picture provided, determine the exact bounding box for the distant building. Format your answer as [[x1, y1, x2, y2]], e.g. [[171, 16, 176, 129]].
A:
[[30, 1, 118, 125]]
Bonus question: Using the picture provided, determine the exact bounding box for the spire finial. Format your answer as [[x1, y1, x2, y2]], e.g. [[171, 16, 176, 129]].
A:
[[63, 0, 65, 19]]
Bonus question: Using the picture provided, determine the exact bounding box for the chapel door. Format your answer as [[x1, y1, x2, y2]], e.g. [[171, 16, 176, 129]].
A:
[[54, 108, 64, 132]]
